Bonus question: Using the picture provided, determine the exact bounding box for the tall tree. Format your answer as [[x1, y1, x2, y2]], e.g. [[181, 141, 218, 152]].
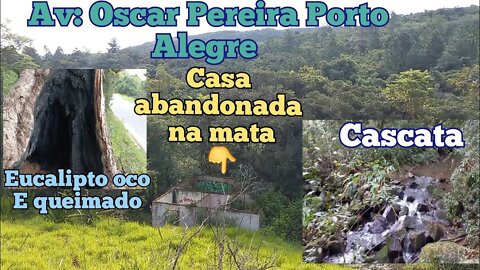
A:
[[426, 30, 444, 66], [384, 69, 435, 118], [386, 32, 413, 72], [107, 38, 120, 53]]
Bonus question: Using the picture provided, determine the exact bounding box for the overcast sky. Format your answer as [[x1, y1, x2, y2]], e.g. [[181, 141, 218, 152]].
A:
[[1, 0, 478, 53]]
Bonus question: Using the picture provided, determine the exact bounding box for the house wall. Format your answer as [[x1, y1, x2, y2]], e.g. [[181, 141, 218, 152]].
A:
[[223, 211, 260, 231], [197, 176, 235, 185], [176, 190, 205, 205], [197, 193, 229, 208], [151, 203, 196, 227], [155, 191, 173, 203], [151, 202, 260, 231]]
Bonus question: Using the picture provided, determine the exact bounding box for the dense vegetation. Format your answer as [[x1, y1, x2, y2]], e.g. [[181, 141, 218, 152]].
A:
[[303, 120, 478, 242], [4, 6, 478, 117], [1, 5, 478, 267], [446, 121, 479, 247], [106, 108, 146, 174]]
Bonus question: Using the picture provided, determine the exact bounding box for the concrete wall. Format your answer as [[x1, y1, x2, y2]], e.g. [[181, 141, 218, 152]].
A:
[[197, 176, 235, 185], [176, 190, 204, 205], [156, 191, 173, 203], [151, 202, 260, 231], [151, 203, 196, 227], [223, 211, 260, 231], [197, 193, 229, 208]]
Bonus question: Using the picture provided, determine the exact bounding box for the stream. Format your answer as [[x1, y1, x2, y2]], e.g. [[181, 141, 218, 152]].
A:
[[305, 176, 451, 263]]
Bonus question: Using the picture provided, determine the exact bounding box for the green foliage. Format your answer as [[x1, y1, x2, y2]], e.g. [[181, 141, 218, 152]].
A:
[[446, 120, 479, 248], [103, 69, 118, 107], [384, 70, 435, 119], [255, 191, 302, 242], [107, 109, 146, 174], [1, 67, 18, 96], [2, 7, 478, 119], [113, 71, 145, 97], [271, 199, 303, 241], [1, 22, 35, 70], [142, 64, 303, 225], [0, 193, 36, 221]]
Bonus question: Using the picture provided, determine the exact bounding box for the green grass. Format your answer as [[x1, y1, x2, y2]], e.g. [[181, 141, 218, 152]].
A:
[[107, 109, 146, 174], [1, 216, 354, 270]]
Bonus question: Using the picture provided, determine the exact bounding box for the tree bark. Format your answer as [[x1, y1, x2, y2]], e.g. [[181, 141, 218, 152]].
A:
[[3, 69, 49, 169], [3, 69, 117, 183], [94, 69, 118, 182]]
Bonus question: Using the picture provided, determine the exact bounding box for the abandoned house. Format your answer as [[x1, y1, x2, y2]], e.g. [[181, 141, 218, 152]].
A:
[[151, 175, 260, 230]]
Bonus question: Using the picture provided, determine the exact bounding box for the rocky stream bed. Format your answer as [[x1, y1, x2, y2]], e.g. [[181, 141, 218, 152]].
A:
[[304, 175, 478, 264]]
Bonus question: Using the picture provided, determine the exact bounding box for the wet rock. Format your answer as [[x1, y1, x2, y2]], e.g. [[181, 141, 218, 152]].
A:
[[328, 235, 339, 242], [387, 238, 403, 262], [409, 181, 419, 188], [408, 231, 426, 252], [419, 242, 471, 263], [325, 240, 344, 255], [305, 238, 326, 249], [393, 228, 407, 241], [399, 206, 409, 216], [426, 222, 445, 242], [383, 206, 397, 223], [417, 203, 430, 213], [403, 216, 419, 229], [392, 203, 402, 214], [388, 186, 404, 197], [373, 245, 389, 263], [406, 195, 415, 203], [392, 257, 406, 263], [314, 247, 325, 262], [391, 180, 401, 185], [434, 209, 448, 221], [397, 190, 405, 199], [346, 216, 358, 228], [368, 216, 389, 234]]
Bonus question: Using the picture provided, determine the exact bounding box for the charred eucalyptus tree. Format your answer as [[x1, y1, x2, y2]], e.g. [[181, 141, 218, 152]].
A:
[[3, 69, 117, 180]]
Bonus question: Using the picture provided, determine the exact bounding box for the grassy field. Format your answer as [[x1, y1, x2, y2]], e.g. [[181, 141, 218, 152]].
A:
[[106, 109, 146, 174], [1, 216, 353, 270]]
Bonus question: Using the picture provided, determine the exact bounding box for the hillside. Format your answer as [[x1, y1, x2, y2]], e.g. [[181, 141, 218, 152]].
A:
[[1, 216, 351, 270], [121, 28, 291, 55]]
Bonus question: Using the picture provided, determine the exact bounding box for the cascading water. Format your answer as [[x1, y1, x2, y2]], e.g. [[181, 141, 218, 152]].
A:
[[305, 176, 451, 263]]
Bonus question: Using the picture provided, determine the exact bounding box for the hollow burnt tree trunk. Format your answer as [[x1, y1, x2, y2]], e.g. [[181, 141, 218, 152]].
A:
[[3, 69, 117, 183]]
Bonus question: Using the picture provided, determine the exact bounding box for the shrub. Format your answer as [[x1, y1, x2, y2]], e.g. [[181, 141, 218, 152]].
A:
[[256, 191, 302, 242], [446, 120, 479, 248]]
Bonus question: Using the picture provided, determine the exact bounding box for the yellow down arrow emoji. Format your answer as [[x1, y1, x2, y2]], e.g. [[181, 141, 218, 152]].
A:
[[208, 146, 236, 174]]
